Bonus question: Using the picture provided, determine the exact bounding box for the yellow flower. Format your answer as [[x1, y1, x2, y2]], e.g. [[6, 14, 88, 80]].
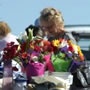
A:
[[68, 40, 74, 48], [79, 51, 83, 56], [72, 44, 78, 54], [77, 46, 83, 56], [77, 46, 81, 52], [30, 44, 34, 49], [68, 40, 72, 45], [18, 45, 21, 50], [52, 40, 60, 47]]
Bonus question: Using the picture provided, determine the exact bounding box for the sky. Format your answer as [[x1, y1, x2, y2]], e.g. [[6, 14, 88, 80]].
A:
[[0, 0, 90, 35]]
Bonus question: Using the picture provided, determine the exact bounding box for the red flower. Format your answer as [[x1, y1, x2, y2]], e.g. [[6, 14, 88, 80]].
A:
[[3, 42, 19, 60], [43, 40, 51, 46], [7, 42, 14, 46], [35, 39, 43, 44], [20, 42, 26, 53], [34, 46, 41, 52], [68, 46, 74, 52], [48, 46, 54, 52], [21, 52, 28, 59]]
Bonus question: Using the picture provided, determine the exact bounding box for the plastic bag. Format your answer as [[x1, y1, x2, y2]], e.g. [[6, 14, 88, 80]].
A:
[[51, 54, 72, 72]]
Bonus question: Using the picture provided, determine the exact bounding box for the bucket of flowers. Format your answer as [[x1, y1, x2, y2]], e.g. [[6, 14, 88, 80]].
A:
[[14, 29, 54, 80], [3, 27, 85, 81]]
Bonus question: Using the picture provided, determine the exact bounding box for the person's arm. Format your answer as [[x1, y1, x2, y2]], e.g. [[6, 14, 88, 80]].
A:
[[0, 40, 7, 51], [65, 32, 77, 44]]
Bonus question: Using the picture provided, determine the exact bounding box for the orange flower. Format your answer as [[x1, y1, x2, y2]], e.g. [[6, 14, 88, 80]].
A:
[[43, 40, 51, 46], [59, 38, 64, 43], [21, 52, 28, 59], [80, 56, 84, 61]]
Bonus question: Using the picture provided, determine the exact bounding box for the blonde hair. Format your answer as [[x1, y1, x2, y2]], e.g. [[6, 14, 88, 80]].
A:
[[0, 22, 11, 37], [40, 7, 64, 29]]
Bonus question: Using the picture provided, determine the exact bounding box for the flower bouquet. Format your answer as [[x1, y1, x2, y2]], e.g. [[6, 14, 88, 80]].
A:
[[50, 39, 84, 72], [15, 29, 53, 79], [2, 42, 19, 89]]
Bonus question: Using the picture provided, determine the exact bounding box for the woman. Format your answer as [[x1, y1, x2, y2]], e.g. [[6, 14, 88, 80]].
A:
[[0, 22, 21, 80], [39, 7, 77, 44], [39, 8, 87, 89], [0, 21, 18, 51]]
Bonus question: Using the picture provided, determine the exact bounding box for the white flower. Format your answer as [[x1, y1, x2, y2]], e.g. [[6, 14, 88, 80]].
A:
[[59, 40, 68, 48], [32, 56, 38, 61], [19, 32, 28, 41], [73, 44, 78, 54]]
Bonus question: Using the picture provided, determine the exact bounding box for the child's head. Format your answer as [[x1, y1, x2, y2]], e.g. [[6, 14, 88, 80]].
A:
[[0, 22, 11, 39]]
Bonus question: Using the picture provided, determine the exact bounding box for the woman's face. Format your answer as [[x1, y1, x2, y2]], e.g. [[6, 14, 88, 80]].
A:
[[40, 21, 59, 38]]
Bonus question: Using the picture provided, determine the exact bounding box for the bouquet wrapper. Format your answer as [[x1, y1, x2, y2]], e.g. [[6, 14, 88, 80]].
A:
[[26, 62, 45, 80], [44, 54, 54, 72], [51, 58, 72, 72], [68, 60, 85, 72]]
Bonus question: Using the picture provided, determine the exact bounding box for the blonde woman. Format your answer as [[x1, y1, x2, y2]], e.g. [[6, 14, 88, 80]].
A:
[[0, 22, 22, 81], [0, 22, 18, 51], [39, 7, 76, 44]]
